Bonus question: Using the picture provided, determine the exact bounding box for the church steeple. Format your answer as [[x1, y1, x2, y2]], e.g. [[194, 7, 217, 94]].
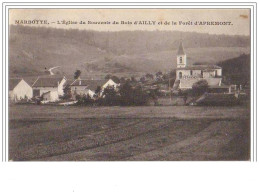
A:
[[177, 41, 187, 68]]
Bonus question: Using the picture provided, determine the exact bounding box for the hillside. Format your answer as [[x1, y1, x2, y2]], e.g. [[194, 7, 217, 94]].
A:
[[217, 54, 250, 87], [9, 25, 250, 78]]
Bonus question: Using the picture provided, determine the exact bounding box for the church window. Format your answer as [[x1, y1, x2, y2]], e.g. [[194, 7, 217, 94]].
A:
[[179, 72, 182, 79], [179, 57, 183, 63]]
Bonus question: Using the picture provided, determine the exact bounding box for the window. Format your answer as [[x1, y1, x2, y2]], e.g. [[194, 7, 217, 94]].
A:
[[190, 70, 193, 76], [179, 72, 182, 79], [179, 57, 183, 63]]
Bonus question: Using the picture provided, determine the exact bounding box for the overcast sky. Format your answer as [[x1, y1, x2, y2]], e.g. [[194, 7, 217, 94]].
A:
[[9, 9, 250, 36]]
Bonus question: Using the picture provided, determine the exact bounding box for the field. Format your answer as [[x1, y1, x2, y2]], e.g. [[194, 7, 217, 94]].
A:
[[9, 104, 250, 161]]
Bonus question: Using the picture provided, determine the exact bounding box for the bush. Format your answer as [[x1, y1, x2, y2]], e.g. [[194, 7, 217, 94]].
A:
[[192, 80, 209, 96], [76, 94, 94, 105], [74, 82, 150, 106]]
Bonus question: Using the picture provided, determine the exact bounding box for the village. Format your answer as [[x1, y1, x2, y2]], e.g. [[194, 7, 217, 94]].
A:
[[9, 41, 248, 107]]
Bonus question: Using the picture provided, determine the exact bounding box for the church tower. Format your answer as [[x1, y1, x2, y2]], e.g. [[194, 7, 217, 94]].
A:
[[177, 41, 187, 68]]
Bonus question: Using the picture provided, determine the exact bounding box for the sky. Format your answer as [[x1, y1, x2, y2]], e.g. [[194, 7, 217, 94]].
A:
[[9, 9, 250, 36]]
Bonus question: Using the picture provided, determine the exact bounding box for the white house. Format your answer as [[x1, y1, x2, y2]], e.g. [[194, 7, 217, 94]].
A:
[[9, 78, 33, 102], [32, 76, 67, 101], [42, 91, 59, 102], [70, 78, 119, 99]]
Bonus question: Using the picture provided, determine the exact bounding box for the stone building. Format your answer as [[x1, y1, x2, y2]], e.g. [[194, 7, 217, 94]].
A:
[[174, 41, 226, 91]]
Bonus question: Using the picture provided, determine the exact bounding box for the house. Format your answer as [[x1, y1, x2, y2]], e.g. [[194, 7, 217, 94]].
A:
[[70, 78, 119, 99], [32, 76, 67, 101], [42, 91, 59, 102], [9, 78, 33, 102], [173, 41, 225, 91]]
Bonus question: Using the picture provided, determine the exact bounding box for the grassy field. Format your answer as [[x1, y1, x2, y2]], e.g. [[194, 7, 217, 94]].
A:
[[9, 104, 250, 161]]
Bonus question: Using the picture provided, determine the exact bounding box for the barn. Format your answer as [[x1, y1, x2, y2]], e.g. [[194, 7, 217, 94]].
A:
[[32, 76, 67, 100], [9, 78, 33, 102]]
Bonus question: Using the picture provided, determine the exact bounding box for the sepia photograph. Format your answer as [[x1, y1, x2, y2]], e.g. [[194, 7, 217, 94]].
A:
[[8, 8, 251, 161]]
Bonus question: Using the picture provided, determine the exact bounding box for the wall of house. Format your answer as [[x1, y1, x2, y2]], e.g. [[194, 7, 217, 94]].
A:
[[42, 91, 59, 102], [33, 87, 58, 96], [71, 86, 95, 99], [176, 68, 222, 79], [203, 71, 216, 78], [216, 69, 222, 76], [57, 78, 67, 96], [10, 80, 33, 101]]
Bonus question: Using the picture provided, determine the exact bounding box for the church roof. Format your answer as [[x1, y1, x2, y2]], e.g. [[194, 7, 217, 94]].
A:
[[177, 41, 185, 55], [177, 65, 222, 70]]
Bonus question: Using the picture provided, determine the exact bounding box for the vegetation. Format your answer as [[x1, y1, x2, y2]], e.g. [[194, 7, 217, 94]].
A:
[[192, 80, 209, 96], [74, 70, 82, 79], [9, 25, 250, 77], [217, 54, 250, 87], [75, 82, 150, 106], [62, 85, 72, 100]]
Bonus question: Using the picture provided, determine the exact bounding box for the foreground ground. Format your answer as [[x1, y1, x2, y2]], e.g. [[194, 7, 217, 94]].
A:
[[9, 104, 250, 161]]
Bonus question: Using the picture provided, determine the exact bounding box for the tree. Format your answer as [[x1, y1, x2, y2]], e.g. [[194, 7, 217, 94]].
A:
[[140, 76, 146, 83], [192, 79, 209, 96], [95, 86, 102, 98], [120, 77, 126, 83], [74, 70, 81, 79], [63, 85, 72, 100], [131, 76, 136, 82], [105, 74, 112, 80], [76, 94, 94, 105], [119, 81, 133, 106], [102, 86, 120, 106], [145, 73, 154, 80], [119, 82, 149, 106], [155, 71, 163, 81]]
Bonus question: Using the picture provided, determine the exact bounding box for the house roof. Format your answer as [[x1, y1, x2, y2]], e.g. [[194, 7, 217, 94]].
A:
[[177, 41, 185, 55], [64, 79, 74, 87], [71, 79, 109, 91], [9, 78, 22, 90], [32, 76, 65, 87], [177, 65, 222, 71]]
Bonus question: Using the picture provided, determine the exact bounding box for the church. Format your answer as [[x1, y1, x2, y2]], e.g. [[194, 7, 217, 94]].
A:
[[173, 41, 230, 92]]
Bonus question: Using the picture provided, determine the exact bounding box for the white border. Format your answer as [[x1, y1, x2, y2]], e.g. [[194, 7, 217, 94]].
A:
[[1, 2, 258, 195], [1, 2, 257, 162]]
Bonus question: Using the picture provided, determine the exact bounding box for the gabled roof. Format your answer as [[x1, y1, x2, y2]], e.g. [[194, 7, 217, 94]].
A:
[[71, 79, 109, 91], [9, 78, 22, 90], [177, 65, 222, 71], [32, 76, 65, 87], [177, 41, 185, 55]]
